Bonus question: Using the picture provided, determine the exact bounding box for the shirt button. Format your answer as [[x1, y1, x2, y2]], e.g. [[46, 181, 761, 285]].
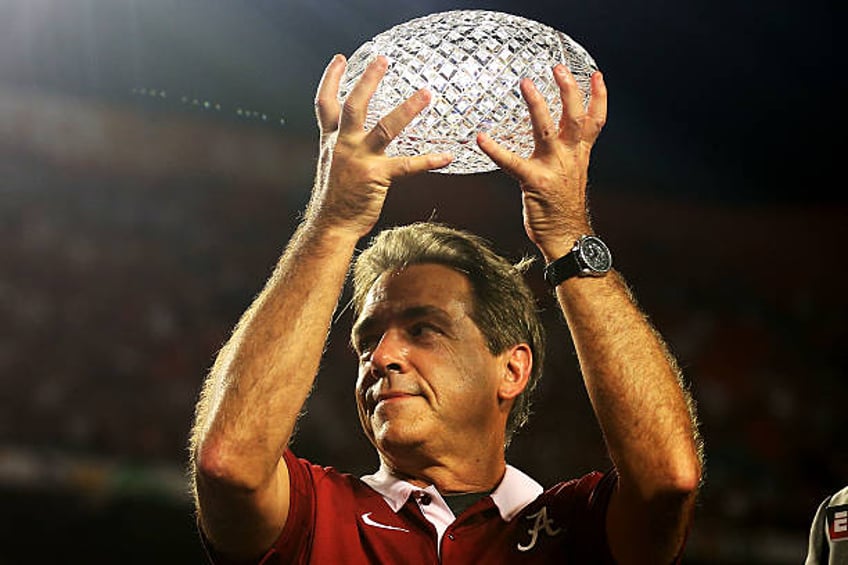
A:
[[416, 492, 432, 505], [447, 533, 455, 541]]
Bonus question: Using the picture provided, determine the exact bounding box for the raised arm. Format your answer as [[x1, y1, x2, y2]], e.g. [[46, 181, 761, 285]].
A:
[[478, 67, 702, 564], [189, 54, 451, 561]]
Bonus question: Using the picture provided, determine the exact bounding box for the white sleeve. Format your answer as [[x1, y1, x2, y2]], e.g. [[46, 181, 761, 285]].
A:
[[805, 495, 831, 565]]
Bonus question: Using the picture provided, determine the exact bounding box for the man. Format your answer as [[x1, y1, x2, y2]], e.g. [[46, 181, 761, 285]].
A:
[[190, 53, 702, 563]]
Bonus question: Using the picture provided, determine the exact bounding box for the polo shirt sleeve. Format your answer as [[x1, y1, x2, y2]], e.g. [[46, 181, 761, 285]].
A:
[[549, 468, 618, 563], [558, 467, 690, 564], [200, 449, 316, 565]]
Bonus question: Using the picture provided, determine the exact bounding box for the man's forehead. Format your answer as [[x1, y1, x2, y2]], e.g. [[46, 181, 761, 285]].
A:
[[363, 264, 471, 304], [353, 264, 474, 329]]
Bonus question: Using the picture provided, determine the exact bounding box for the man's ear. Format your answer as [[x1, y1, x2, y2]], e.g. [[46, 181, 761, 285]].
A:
[[498, 343, 532, 401]]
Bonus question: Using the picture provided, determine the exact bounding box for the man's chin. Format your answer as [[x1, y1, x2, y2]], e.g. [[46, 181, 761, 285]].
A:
[[371, 421, 427, 454]]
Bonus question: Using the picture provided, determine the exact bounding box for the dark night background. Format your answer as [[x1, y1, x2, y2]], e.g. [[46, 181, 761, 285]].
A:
[[0, 0, 842, 563]]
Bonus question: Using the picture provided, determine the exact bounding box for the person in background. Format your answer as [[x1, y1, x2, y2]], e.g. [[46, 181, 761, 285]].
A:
[[806, 485, 848, 564]]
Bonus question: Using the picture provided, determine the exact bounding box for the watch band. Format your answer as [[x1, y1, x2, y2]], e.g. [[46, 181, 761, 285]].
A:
[[543, 247, 582, 287]]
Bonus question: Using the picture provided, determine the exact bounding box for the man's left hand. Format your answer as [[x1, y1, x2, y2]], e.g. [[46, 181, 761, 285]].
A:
[[477, 66, 607, 261]]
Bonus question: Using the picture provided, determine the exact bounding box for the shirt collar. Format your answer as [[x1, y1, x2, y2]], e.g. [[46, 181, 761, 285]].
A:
[[361, 464, 543, 522], [490, 464, 545, 521]]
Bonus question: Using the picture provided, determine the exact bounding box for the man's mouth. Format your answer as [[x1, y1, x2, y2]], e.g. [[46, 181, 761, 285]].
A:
[[380, 392, 414, 402], [372, 391, 418, 411]]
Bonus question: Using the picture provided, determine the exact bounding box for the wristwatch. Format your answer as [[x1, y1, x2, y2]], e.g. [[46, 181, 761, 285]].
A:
[[543, 235, 613, 287]]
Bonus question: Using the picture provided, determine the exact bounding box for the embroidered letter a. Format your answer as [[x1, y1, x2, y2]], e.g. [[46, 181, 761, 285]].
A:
[[517, 507, 562, 552]]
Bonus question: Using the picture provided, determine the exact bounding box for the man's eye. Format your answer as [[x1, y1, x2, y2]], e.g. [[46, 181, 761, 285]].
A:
[[410, 323, 438, 338]]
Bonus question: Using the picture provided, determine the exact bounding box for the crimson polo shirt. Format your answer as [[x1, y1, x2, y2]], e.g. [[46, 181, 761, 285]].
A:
[[204, 449, 618, 564]]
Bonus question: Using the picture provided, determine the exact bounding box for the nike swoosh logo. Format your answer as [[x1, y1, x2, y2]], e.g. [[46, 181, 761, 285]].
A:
[[361, 512, 410, 533]]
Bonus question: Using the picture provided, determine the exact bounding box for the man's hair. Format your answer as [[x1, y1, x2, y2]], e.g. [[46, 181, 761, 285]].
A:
[[351, 222, 545, 447]]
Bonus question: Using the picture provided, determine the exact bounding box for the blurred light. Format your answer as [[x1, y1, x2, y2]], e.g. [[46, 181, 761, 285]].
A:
[[130, 86, 286, 127]]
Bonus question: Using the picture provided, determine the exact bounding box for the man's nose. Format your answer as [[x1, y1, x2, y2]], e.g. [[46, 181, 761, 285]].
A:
[[370, 329, 407, 377]]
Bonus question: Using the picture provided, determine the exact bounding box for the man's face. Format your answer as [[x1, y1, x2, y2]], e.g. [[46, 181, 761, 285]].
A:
[[352, 263, 506, 460]]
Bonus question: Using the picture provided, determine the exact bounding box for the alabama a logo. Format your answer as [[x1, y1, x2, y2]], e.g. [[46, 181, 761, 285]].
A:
[[517, 506, 562, 551]]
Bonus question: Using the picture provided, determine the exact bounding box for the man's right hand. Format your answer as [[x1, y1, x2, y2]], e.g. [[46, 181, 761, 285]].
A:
[[309, 54, 453, 238]]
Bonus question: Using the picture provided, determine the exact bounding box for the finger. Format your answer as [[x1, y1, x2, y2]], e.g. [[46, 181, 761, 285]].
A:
[[365, 88, 431, 152], [519, 78, 558, 150], [553, 65, 585, 142], [340, 55, 389, 133], [476, 131, 531, 179], [584, 71, 608, 143], [386, 152, 454, 178], [314, 54, 346, 135]]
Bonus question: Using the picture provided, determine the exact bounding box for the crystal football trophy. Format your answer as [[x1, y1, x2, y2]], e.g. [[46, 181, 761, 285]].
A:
[[338, 10, 598, 174]]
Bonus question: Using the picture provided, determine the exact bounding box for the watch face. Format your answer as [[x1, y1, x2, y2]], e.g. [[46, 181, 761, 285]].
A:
[[579, 237, 612, 273]]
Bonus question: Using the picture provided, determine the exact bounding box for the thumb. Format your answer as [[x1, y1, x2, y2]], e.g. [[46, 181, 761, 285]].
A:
[[314, 54, 346, 134], [476, 132, 530, 179]]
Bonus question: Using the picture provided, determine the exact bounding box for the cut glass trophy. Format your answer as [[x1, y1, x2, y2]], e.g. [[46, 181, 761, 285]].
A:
[[338, 10, 598, 174]]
